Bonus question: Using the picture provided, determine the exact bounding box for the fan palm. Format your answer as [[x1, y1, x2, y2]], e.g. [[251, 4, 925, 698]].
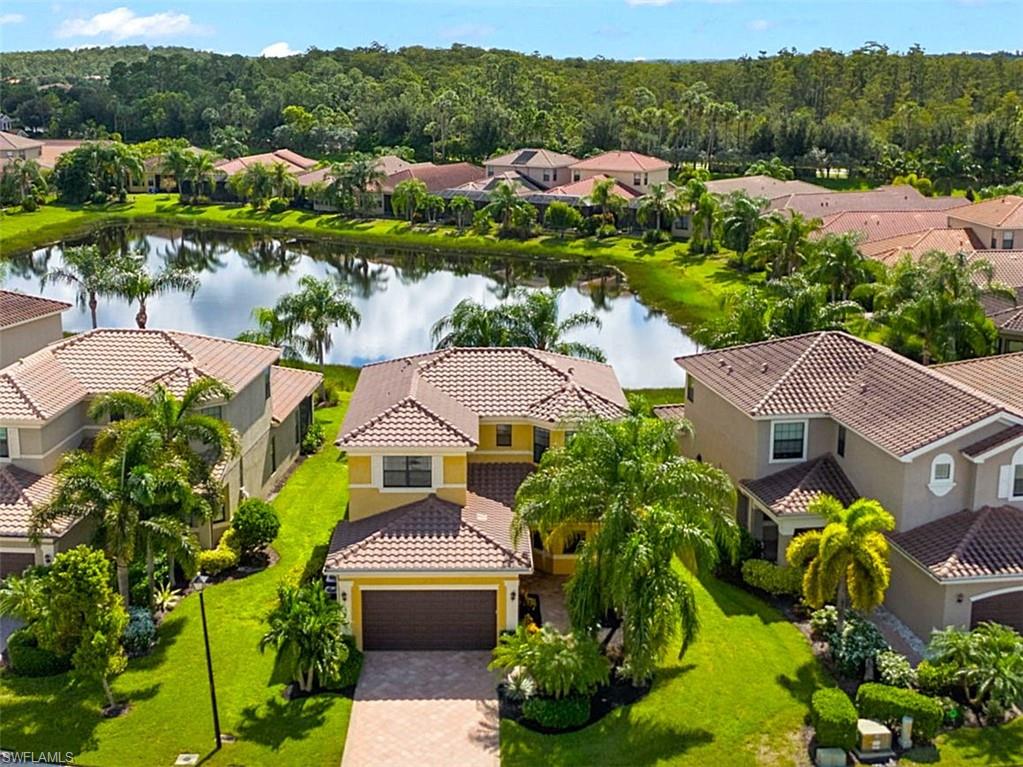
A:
[[786, 495, 895, 632]]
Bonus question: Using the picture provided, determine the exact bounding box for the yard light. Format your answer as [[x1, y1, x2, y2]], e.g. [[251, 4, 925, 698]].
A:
[[193, 574, 223, 751]]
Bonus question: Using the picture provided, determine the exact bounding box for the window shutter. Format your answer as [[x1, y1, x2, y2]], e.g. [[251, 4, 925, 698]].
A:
[[998, 465, 1014, 499]]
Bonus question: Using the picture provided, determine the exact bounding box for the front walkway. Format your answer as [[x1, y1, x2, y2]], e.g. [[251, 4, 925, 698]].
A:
[[341, 651, 499, 767]]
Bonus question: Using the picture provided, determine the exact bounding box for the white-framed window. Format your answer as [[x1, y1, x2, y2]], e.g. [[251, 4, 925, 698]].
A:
[[1000, 446, 1023, 500], [542, 171, 550, 183], [770, 420, 807, 462], [1002, 231, 1015, 249], [928, 452, 956, 496], [633, 174, 641, 186], [382, 456, 433, 488]]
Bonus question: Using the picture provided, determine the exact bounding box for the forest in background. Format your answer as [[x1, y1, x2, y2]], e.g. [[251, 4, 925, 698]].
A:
[[1, 43, 1022, 184]]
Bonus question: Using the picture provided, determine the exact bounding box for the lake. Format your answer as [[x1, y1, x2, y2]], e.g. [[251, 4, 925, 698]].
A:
[[1, 226, 699, 388]]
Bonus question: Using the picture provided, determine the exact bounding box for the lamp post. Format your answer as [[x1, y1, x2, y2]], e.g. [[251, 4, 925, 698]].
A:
[[193, 574, 222, 751]]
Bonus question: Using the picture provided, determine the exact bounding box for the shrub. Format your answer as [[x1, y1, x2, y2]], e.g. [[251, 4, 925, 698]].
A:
[[6, 627, 71, 677], [928, 622, 1023, 711], [471, 209, 493, 235], [330, 636, 363, 689], [915, 659, 959, 697], [876, 650, 917, 688], [197, 528, 240, 575], [505, 667, 537, 702], [21, 197, 38, 212], [122, 606, 157, 657], [266, 196, 290, 214], [830, 615, 889, 679], [741, 559, 803, 597], [596, 223, 617, 239], [231, 498, 280, 554], [810, 606, 838, 640], [522, 694, 590, 729], [714, 525, 761, 581], [301, 419, 326, 455], [490, 624, 610, 699], [90, 190, 108, 205], [811, 688, 858, 750], [641, 228, 668, 244], [856, 683, 943, 742]]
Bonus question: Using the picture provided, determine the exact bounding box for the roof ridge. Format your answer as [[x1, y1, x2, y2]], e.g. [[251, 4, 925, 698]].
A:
[[459, 509, 531, 568], [942, 507, 992, 577], [0, 371, 45, 418], [406, 397, 477, 445], [752, 332, 828, 415]]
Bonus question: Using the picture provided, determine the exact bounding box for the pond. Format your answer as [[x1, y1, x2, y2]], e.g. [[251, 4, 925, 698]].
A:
[[2, 226, 699, 388]]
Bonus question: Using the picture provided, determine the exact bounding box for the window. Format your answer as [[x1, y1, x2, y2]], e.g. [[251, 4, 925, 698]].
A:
[[109, 408, 124, 423], [0, 427, 8, 458], [771, 421, 806, 461], [928, 453, 956, 496], [837, 425, 846, 457], [382, 456, 433, 488], [487, 168, 494, 177], [686, 377, 694, 403], [1015, 465, 1023, 498], [633, 174, 641, 186], [1002, 231, 1015, 249], [675, 214, 691, 231], [200, 405, 223, 421], [270, 435, 277, 471], [542, 171, 551, 183], [495, 424, 512, 447], [643, 173, 649, 186], [573, 171, 580, 182], [533, 427, 550, 463], [552, 169, 558, 181]]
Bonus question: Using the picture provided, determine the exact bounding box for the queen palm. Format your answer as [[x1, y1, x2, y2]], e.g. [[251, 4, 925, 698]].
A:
[[586, 177, 625, 219], [689, 190, 720, 254], [236, 306, 300, 358], [786, 495, 895, 632], [161, 146, 192, 195], [344, 154, 386, 214], [281, 275, 361, 366], [636, 182, 676, 234], [750, 211, 822, 277], [185, 151, 217, 199], [721, 191, 768, 265], [431, 298, 510, 348], [8, 157, 45, 205], [105, 145, 144, 195], [484, 181, 528, 229], [513, 414, 737, 682], [45, 245, 124, 328], [448, 195, 475, 231], [112, 257, 200, 329]]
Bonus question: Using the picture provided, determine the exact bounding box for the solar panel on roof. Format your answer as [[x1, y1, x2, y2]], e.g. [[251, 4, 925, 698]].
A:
[[512, 150, 537, 165]]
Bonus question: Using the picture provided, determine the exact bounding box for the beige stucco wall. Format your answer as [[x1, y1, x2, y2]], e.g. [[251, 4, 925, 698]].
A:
[[346, 452, 469, 520], [946, 217, 1022, 249], [486, 163, 572, 189], [0, 315, 63, 368], [572, 166, 670, 194], [683, 376, 761, 479]]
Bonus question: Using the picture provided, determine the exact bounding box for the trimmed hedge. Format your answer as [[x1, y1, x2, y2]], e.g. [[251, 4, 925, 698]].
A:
[[811, 688, 858, 750], [741, 559, 803, 597], [522, 694, 591, 729], [6, 628, 71, 677], [197, 528, 240, 575], [856, 683, 943, 742]]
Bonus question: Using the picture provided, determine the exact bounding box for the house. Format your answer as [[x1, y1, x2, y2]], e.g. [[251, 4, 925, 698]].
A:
[[295, 154, 416, 213], [126, 148, 205, 194], [991, 306, 1023, 353], [0, 114, 12, 132], [0, 131, 43, 167], [704, 174, 824, 200], [569, 151, 670, 195], [214, 148, 317, 178], [441, 171, 546, 206], [859, 228, 984, 265], [0, 291, 71, 368], [947, 195, 1023, 250], [0, 309, 321, 577], [484, 148, 578, 190], [673, 331, 1023, 638], [380, 162, 484, 215], [324, 347, 628, 650], [37, 139, 88, 170], [817, 209, 962, 244], [768, 185, 969, 218]]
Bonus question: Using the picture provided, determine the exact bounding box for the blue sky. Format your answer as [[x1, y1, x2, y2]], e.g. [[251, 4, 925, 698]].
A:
[[1, 0, 1021, 59]]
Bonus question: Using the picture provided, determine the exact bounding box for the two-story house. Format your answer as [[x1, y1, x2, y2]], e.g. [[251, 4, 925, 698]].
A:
[[674, 332, 1023, 638], [568, 151, 670, 195], [0, 303, 321, 576], [484, 148, 579, 190], [0, 290, 71, 368], [323, 347, 628, 651], [947, 195, 1023, 251]]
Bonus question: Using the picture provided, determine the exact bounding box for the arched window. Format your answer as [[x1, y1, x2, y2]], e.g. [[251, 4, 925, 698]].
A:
[[998, 446, 1023, 501], [928, 453, 956, 497]]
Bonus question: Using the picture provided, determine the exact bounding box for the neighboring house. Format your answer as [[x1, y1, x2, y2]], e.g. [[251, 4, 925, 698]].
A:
[[859, 228, 984, 265], [569, 151, 670, 195], [324, 347, 628, 650], [0, 314, 321, 577], [704, 174, 824, 200], [0, 114, 12, 132], [441, 170, 546, 206], [213, 148, 317, 198], [768, 185, 969, 218], [484, 148, 579, 190], [296, 154, 415, 213], [947, 195, 1023, 250], [0, 131, 43, 167], [126, 148, 205, 194], [0, 291, 71, 368], [380, 162, 485, 215], [991, 306, 1023, 353], [673, 331, 1023, 638], [37, 139, 87, 170], [817, 209, 956, 244]]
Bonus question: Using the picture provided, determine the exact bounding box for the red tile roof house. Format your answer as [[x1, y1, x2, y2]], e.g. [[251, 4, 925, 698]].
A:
[[569, 151, 670, 196], [948, 195, 1023, 251], [0, 301, 321, 577], [0, 290, 71, 368], [484, 148, 579, 191], [673, 331, 1023, 638], [211, 148, 318, 200], [324, 347, 628, 650], [378, 162, 485, 217]]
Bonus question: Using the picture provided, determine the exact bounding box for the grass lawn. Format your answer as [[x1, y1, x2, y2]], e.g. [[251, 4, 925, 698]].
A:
[[0, 195, 751, 330], [0, 395, 354, 767], [903, 721, 1023, 767]]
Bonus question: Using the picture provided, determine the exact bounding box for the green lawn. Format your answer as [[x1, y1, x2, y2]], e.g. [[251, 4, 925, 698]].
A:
[[904, 721, 1023, 767], [0, 397, 354, 767], [0, 195, 751, 330]]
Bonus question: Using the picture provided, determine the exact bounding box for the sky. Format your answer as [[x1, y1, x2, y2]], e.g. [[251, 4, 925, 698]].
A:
[[0, 0, 1021, 59]]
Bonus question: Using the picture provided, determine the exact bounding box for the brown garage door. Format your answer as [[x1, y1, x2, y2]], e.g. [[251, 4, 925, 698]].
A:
[[0, 552, 35, 579], [362, 590, 496, 651], [971, 591, 1023, 633]]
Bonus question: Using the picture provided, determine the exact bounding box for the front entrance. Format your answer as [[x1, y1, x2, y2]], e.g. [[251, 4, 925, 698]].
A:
[[361, 589, 497, 650], [971, 589, 1023, 632]]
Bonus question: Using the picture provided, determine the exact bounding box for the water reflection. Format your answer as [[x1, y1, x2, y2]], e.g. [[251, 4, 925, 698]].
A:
[[2, 226, 697, 387]]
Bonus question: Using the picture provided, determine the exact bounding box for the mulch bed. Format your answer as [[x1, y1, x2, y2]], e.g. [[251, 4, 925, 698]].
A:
[[281, 681, 356, 701], [498, 674, 652, 734]]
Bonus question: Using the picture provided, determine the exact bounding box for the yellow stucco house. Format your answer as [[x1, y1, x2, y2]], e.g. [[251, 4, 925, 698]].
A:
[[323, 347, 628, 650]]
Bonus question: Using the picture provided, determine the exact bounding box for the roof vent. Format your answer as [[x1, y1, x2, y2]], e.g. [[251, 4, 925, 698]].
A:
[[718, 357, 726, 367], [860, 382, 868, 394], [726, 365, 733, 374], [476, 512, 488, 522], [761, 362, 769, 373], [567, 366, 575, 376]]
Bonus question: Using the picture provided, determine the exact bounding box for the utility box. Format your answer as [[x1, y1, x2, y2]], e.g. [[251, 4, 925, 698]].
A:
[[853, 719, 895, 763], [815, 746, 847, 767]]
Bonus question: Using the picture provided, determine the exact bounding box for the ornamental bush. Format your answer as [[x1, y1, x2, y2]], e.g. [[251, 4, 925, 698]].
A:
[[490, 624, 610, 700], [331, 635, 364, 689], [266, 196, 290, 214], [810, 688, 858, 750], [231, 498, 281, 554], [876, 650, 917, 688], [740, 559, 803, 597], [522, 694, 590, 729], [856, 683, 943, 742], [830, 615, 889, 679], [122, 606, 157, 657], [197, 528, 241, 575], [6, 628, 71, 677], [810, 605, 838, 640], [301, 419, 326, 455], [915, 659, 959, 698]]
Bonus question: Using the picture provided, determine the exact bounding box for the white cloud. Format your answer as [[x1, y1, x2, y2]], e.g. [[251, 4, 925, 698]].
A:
[[56, 7, 199, 41], [747, 18, 773, 31], [0, 13, 25, 24], [260, 41, 299, 57]]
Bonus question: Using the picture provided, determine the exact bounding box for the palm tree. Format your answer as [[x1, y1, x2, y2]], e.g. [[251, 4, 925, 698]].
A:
[[8, 157, 45, 205], [281, 275, 361, 366], [586, 177, 625, 220], [786, 495, 895, 633], [749, 212, 822, 277], [269, 161, 298, 199], [689, 190, 720, 254], [807, 232, 872, 301], [344, 154, 386, 215], [448, 195, 475, 231], [637, 182, 676, 234], [767, 273, 864, 337], [236, 306, 300, 358], [45, 245, 123, 328], [112, 257, 200, 329], [699, 287, 771, 348], [484, 181, 528, 229], [431, 298, 510, 348], [185, 152, 217, 200], [230, 164, 273, 208], [513, 414, 737, 682], [505, 289, 605, 361], [105, 145, 144, 196], [391, 178, 428, 223], [721, 191, 768, 265], [161, 146, 192, 195]]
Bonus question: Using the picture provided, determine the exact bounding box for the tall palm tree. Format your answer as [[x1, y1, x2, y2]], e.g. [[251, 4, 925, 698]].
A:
[[807, 232, 872, 301], [269, 161, 298, 199], [112, 257, 200, 329], [185, 152, 217, 200], [721, 191, 768, 265], [105, 145, 144, 195], [161, 146, 192, 195], [230, 164, 274, 208], [505, 289, 605, 361], [767, 273, 864, 336], [513, 414, 737, 681], [431, 298, 510, 348], [637, 182, 676, 234], [45, 245, 123, 328], [786, 495, 895, 632], [586, 177, 625, 219], [344, 154, 386, 215], [8, 157, 45, 204], [391, 178, 428, 223], [750, 212, 822, 277], [484, 181, 528, 229], [236, 306, 300, 358], [281, 275, 361, 366], [689, 190, 720, 255], [448, 195, 475, 231]]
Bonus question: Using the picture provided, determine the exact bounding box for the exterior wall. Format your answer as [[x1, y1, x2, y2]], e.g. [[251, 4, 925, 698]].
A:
[[346, 452, 469, 520], [947, 217, 1022, 249], [682, 376, 762, 480], [0, 145, 42, 166], [0, 516, 94, 570], [0, 315, 63, 368], [472, 422, 535, 463], [974, 442, 1023, 508], [485, 163, 572, 189], [9, 402, 91, 475], [834, 428, 910, 528], [571, 166, 669, 194]]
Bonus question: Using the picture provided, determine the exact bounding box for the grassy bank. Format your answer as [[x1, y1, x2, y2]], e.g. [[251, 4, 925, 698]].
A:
[[0, 195, 752, 330]]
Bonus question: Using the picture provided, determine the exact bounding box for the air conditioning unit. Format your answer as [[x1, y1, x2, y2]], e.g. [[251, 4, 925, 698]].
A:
[[853, 719, 895, 763]]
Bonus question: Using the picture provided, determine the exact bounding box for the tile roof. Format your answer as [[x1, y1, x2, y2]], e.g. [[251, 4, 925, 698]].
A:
[[570, 151, 670, 173], [976, 249, 1023, 290], [860, 228, 984, 265], [542, 174, 640, 200], [214, 149, 317, 176], [382, 162, 485, 193], [0, 329, 280, 421], [740, 454, 859, 517], [990, 305, 1023, 333], [705, 175, 824, 199], [890, 505, 1023, 580], [677, 332, 1017, 458], [0, 131, 43, 151], [948, 196, 1023, 229], [37, 139, 87, 169], [0, 290, 70, 329], [817, 210, 956, 243], [0, 465, 69, 538], [934, 352, 1023, 414], [451, 170, 545, 195], [770, 186, 969, 218], [961, 424, 1023, 458], [338, 348, 627, 449], [651, 403, 687, 422], [269, 366, 322, 425], [486, 148, 579, 169]]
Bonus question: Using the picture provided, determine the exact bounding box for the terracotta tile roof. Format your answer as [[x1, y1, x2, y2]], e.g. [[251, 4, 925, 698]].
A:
[[976, 250, 1023, 290], [0, 465, 70, 538], [570, 151, 670, 173], [0, 329, 279, 421], [962, 424, 1023, 458], [295, 166, 331, 188], [486, 148, 578, 169], [214, 149, 316, 176], [677, 332, 1015, 458], [740, 454, 859, 517], [382, 162, 485, 193], [36, 139, 88, 169], [860, 228, 984, 264], [705, 175, 824, 199], [770, 186, 969, 218], [373, 154, 414, 177], [0, 131, 42, 151], [467, 462, 534, 509], [817, 210, 956, 243], [652, 403, 687, 422], [990, 305, 1023, 332], [935, 352, 1023, 414], [948, 195, 1023, 229], [0, 290, 70, 329], [339, 348, 627, 449], [269, 366, 322, 425], [890, 505, 1023, 580], [542, 174, 639, 200], [323, 490, 532, 573], [451, 170, 545, 195]]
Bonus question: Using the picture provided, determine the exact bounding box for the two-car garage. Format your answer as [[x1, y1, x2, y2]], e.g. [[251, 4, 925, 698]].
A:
[[360, 589, 498, 651], [971, 589, 1023, 633]]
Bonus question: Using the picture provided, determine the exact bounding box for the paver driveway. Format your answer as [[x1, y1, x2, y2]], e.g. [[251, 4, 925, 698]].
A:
[[341, 651, 499, 767]]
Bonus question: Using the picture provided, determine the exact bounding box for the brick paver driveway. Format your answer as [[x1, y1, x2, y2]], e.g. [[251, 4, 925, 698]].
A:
[[341, 651, 499, 767]]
